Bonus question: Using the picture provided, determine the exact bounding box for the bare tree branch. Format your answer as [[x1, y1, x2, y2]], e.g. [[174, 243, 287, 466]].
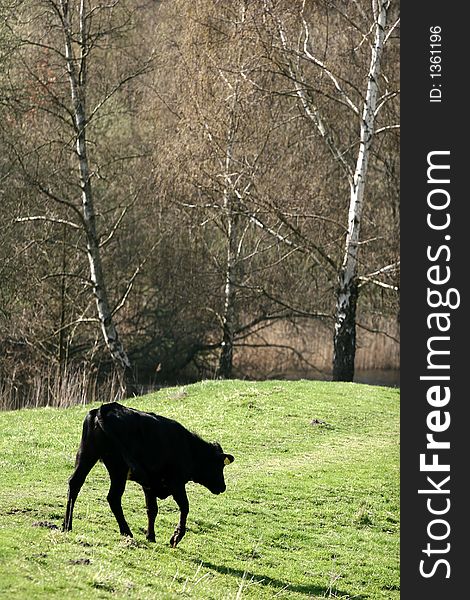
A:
[[14, 216, 80, 229], [374, 124, 400, 135], [111, 239, 161, 317]]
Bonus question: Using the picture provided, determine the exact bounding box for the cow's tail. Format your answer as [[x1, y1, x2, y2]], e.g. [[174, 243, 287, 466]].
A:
[[78, 408, 99, 451], [63, 408, 100, 531]]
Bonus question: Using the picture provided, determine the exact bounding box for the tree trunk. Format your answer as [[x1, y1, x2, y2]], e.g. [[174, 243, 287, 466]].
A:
[[217, 131, 238, 378], [333, 277, 358, 381], [216, 44, 243, 380], [61, 0, 131, 390], [332, 0, 389, 381], [58, 222, 67, 382], [218, 203, 239, 379]]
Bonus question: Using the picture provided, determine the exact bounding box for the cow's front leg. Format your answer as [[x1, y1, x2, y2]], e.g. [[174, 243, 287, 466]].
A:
[[170, 487, 189, 548], [143, 488, 158, 542]]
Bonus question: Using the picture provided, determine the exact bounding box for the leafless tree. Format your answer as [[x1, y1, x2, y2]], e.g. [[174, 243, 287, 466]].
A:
[[258, 0, 400, 380], [6, 0, 155, 390], [167, 0, 310, 378]]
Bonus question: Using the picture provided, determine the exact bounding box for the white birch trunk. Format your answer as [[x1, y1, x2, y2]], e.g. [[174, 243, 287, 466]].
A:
[[218, 198, 239, 379], [60, 0, 131, 376], [217, 106, 239, 379], [332, 0, 390, 381], [217, 5, 247, 379]]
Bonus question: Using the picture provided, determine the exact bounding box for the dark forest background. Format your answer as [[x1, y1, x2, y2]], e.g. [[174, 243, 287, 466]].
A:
[[0, 0, 399, 408]]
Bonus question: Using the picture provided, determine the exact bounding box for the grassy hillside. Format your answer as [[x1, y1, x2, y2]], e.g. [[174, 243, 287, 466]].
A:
[[0, 380, 399, 599]]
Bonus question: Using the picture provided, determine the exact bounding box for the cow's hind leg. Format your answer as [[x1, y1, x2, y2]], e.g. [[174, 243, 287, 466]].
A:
[[63, 452, 98, 532], [170, 486, 189, 548], [143, 488, 158, 542], [102, 457, 133, 537]]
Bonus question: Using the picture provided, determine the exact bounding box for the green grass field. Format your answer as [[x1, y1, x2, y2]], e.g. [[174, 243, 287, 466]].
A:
[[0, 380, 399, 599]]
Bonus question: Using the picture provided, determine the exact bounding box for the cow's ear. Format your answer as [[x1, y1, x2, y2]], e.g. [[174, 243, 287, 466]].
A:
[[224, 454, 235, 466]]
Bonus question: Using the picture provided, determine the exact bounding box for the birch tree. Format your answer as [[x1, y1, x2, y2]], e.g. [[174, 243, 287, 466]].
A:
[[8, 0, 155, 390], [171, 0, 291, 379], [217, 95, 241, 379], [261, 0, 400, 381], [213, 4, 249, 379], [61, 0, 131, 377]]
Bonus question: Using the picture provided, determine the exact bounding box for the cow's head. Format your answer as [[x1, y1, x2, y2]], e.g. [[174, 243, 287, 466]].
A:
[[195, 442, 234, 495]]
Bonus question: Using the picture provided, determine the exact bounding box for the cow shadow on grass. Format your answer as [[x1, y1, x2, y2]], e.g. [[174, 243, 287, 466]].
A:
[[189, 559, 368, 599]]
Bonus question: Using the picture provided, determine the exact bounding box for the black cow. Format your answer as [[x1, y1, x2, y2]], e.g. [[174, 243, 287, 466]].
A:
[[63, 402, 234, 547]]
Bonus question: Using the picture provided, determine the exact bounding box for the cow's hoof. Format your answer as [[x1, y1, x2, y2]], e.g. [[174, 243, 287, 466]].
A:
[[146, 534, 156, 543], [62, 519, 71, 532], [120, 531, 133, 538], [170, 526, 186, 548]]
